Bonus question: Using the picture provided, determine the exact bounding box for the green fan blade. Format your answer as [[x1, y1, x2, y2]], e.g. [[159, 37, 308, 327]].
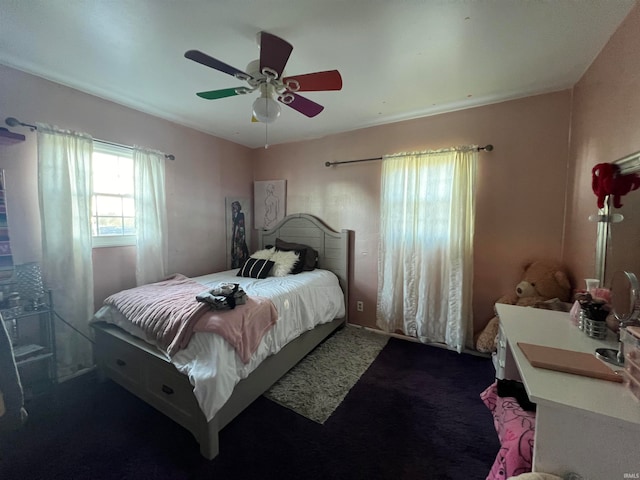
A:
[[196, 88, 240, 100]]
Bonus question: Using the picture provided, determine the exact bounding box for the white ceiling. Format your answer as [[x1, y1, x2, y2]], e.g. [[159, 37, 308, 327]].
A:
[[0, 1, 636, 149]]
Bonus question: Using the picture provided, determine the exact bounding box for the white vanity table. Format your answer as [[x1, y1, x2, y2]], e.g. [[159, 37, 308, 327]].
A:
[[495, 303, 640, 479]]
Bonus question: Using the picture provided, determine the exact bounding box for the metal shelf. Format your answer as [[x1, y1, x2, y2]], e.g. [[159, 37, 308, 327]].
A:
[[16, 351, 54, 367], [14, 307, 52, 319], [5, 288, 57, 391]]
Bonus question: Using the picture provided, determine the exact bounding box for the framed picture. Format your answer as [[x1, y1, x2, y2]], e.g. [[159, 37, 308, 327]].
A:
[[254, 180, 286, 230], [226, 197, 251, 269]]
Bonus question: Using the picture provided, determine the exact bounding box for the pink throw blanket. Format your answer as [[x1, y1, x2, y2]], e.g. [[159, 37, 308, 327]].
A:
[[104, 274, 277, 361], [480, 382, 535, 480], [193, 295, 277, 363]]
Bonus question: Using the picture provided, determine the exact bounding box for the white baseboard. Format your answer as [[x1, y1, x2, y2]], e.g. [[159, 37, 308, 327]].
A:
[[348, 323, 491, 357]]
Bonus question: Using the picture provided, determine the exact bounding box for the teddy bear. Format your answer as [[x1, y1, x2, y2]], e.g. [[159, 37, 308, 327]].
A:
[[475, 260, 572, 353]]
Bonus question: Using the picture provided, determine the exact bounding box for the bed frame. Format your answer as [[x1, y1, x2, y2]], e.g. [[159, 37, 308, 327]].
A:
[[92, 213, 350, 459]]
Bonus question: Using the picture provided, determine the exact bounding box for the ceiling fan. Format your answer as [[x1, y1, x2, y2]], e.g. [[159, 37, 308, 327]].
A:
[[184, 31, 342, 123]]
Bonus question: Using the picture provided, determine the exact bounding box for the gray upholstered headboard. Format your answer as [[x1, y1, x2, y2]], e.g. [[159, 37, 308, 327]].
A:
[[258, 213, 350, 322]]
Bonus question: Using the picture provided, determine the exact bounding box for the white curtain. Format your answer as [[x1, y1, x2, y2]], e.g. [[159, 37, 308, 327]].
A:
[[376, 146, 478, 352], [133, 146, 167, 286], [37, 123, 94, 380]]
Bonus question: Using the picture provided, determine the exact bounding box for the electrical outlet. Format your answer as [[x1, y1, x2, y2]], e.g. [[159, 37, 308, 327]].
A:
[[356, 301, 364, 312]]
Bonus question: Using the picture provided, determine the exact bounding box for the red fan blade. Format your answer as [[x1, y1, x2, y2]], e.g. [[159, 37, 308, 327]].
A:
[[259, 32, 293, 78], [283, 70, 342, 92], [278, 92, 324, 118], [185, 50, 252, 81]]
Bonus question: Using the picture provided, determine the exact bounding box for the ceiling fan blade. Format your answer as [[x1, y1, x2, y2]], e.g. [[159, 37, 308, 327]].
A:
[[279, 92, 324, 118], [196, 88, 243, 100], [283, 70, 343, 92], [185, 50, 252, 81], [259, 32, 293, 78]]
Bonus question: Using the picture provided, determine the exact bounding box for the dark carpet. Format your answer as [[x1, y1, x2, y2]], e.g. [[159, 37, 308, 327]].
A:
[[0, 338, 499, 480]]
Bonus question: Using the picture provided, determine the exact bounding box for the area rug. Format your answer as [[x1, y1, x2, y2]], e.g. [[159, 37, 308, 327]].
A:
[[264, 325, 389, 424]]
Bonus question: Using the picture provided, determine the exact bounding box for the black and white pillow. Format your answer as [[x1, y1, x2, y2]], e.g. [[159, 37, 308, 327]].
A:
[[269, 250, 300, 277], [250, 247, 275, 260], [237, 258, 274, 279], [275, 238, 318, 271]]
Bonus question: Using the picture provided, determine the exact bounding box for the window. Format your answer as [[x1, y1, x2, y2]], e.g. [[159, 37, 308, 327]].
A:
[[91, 143, 136, 247], [383, 159, 454, 245], [377, 148, 477, 352]]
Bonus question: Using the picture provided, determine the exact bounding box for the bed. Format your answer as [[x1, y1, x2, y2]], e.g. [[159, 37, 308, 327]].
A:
[[90, 213, 350, 459]]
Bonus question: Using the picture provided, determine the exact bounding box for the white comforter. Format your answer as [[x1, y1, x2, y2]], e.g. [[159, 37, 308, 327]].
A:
[[92, 269, 345, 421]]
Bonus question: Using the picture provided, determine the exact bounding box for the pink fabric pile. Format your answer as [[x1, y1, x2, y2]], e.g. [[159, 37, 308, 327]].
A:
[[480, 381, 536, 480]]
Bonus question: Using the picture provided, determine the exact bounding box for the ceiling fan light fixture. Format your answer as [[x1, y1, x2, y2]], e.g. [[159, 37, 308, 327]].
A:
[[252, 96, 281, 123]]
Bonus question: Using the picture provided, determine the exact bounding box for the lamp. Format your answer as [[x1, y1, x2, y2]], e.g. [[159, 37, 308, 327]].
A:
[[252, 96, 281, 124], [252, 84, 281, 124]]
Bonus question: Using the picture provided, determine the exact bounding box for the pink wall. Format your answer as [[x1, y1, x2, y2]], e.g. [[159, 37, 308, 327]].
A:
[[564, 2, 640, 286], [0, 65, 254, 309], [252, 91, 572, 338], [1, 0, 638, 342]]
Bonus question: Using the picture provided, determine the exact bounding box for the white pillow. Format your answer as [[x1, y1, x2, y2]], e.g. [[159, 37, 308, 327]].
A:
[[269, 250, 299, 277], [250, 247, 275, 260]]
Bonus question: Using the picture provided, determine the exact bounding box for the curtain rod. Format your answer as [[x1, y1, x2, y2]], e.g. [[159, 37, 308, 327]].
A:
[[4, 117, 175, 161], [324, 144, 494, 167]]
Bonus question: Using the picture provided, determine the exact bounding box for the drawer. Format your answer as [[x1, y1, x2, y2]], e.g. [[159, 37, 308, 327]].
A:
[[93, 323, 203, 433], [94, 329, 145, 387], [144, 363, 200, 418], [622, 327, 640, 362], [492, 351, 504, 379], [625, 354, 640, 383], [623, 371, 640, 402]]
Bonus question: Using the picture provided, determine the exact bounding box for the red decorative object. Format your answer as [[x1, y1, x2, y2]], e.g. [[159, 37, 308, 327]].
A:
[[592, 162, 640, 208]]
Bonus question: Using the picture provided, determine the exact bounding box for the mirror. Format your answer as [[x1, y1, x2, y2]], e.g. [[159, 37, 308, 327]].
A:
[[610, 270, 640, 324], [594, 149, 640, 285], [597, 270, 640, 366]]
